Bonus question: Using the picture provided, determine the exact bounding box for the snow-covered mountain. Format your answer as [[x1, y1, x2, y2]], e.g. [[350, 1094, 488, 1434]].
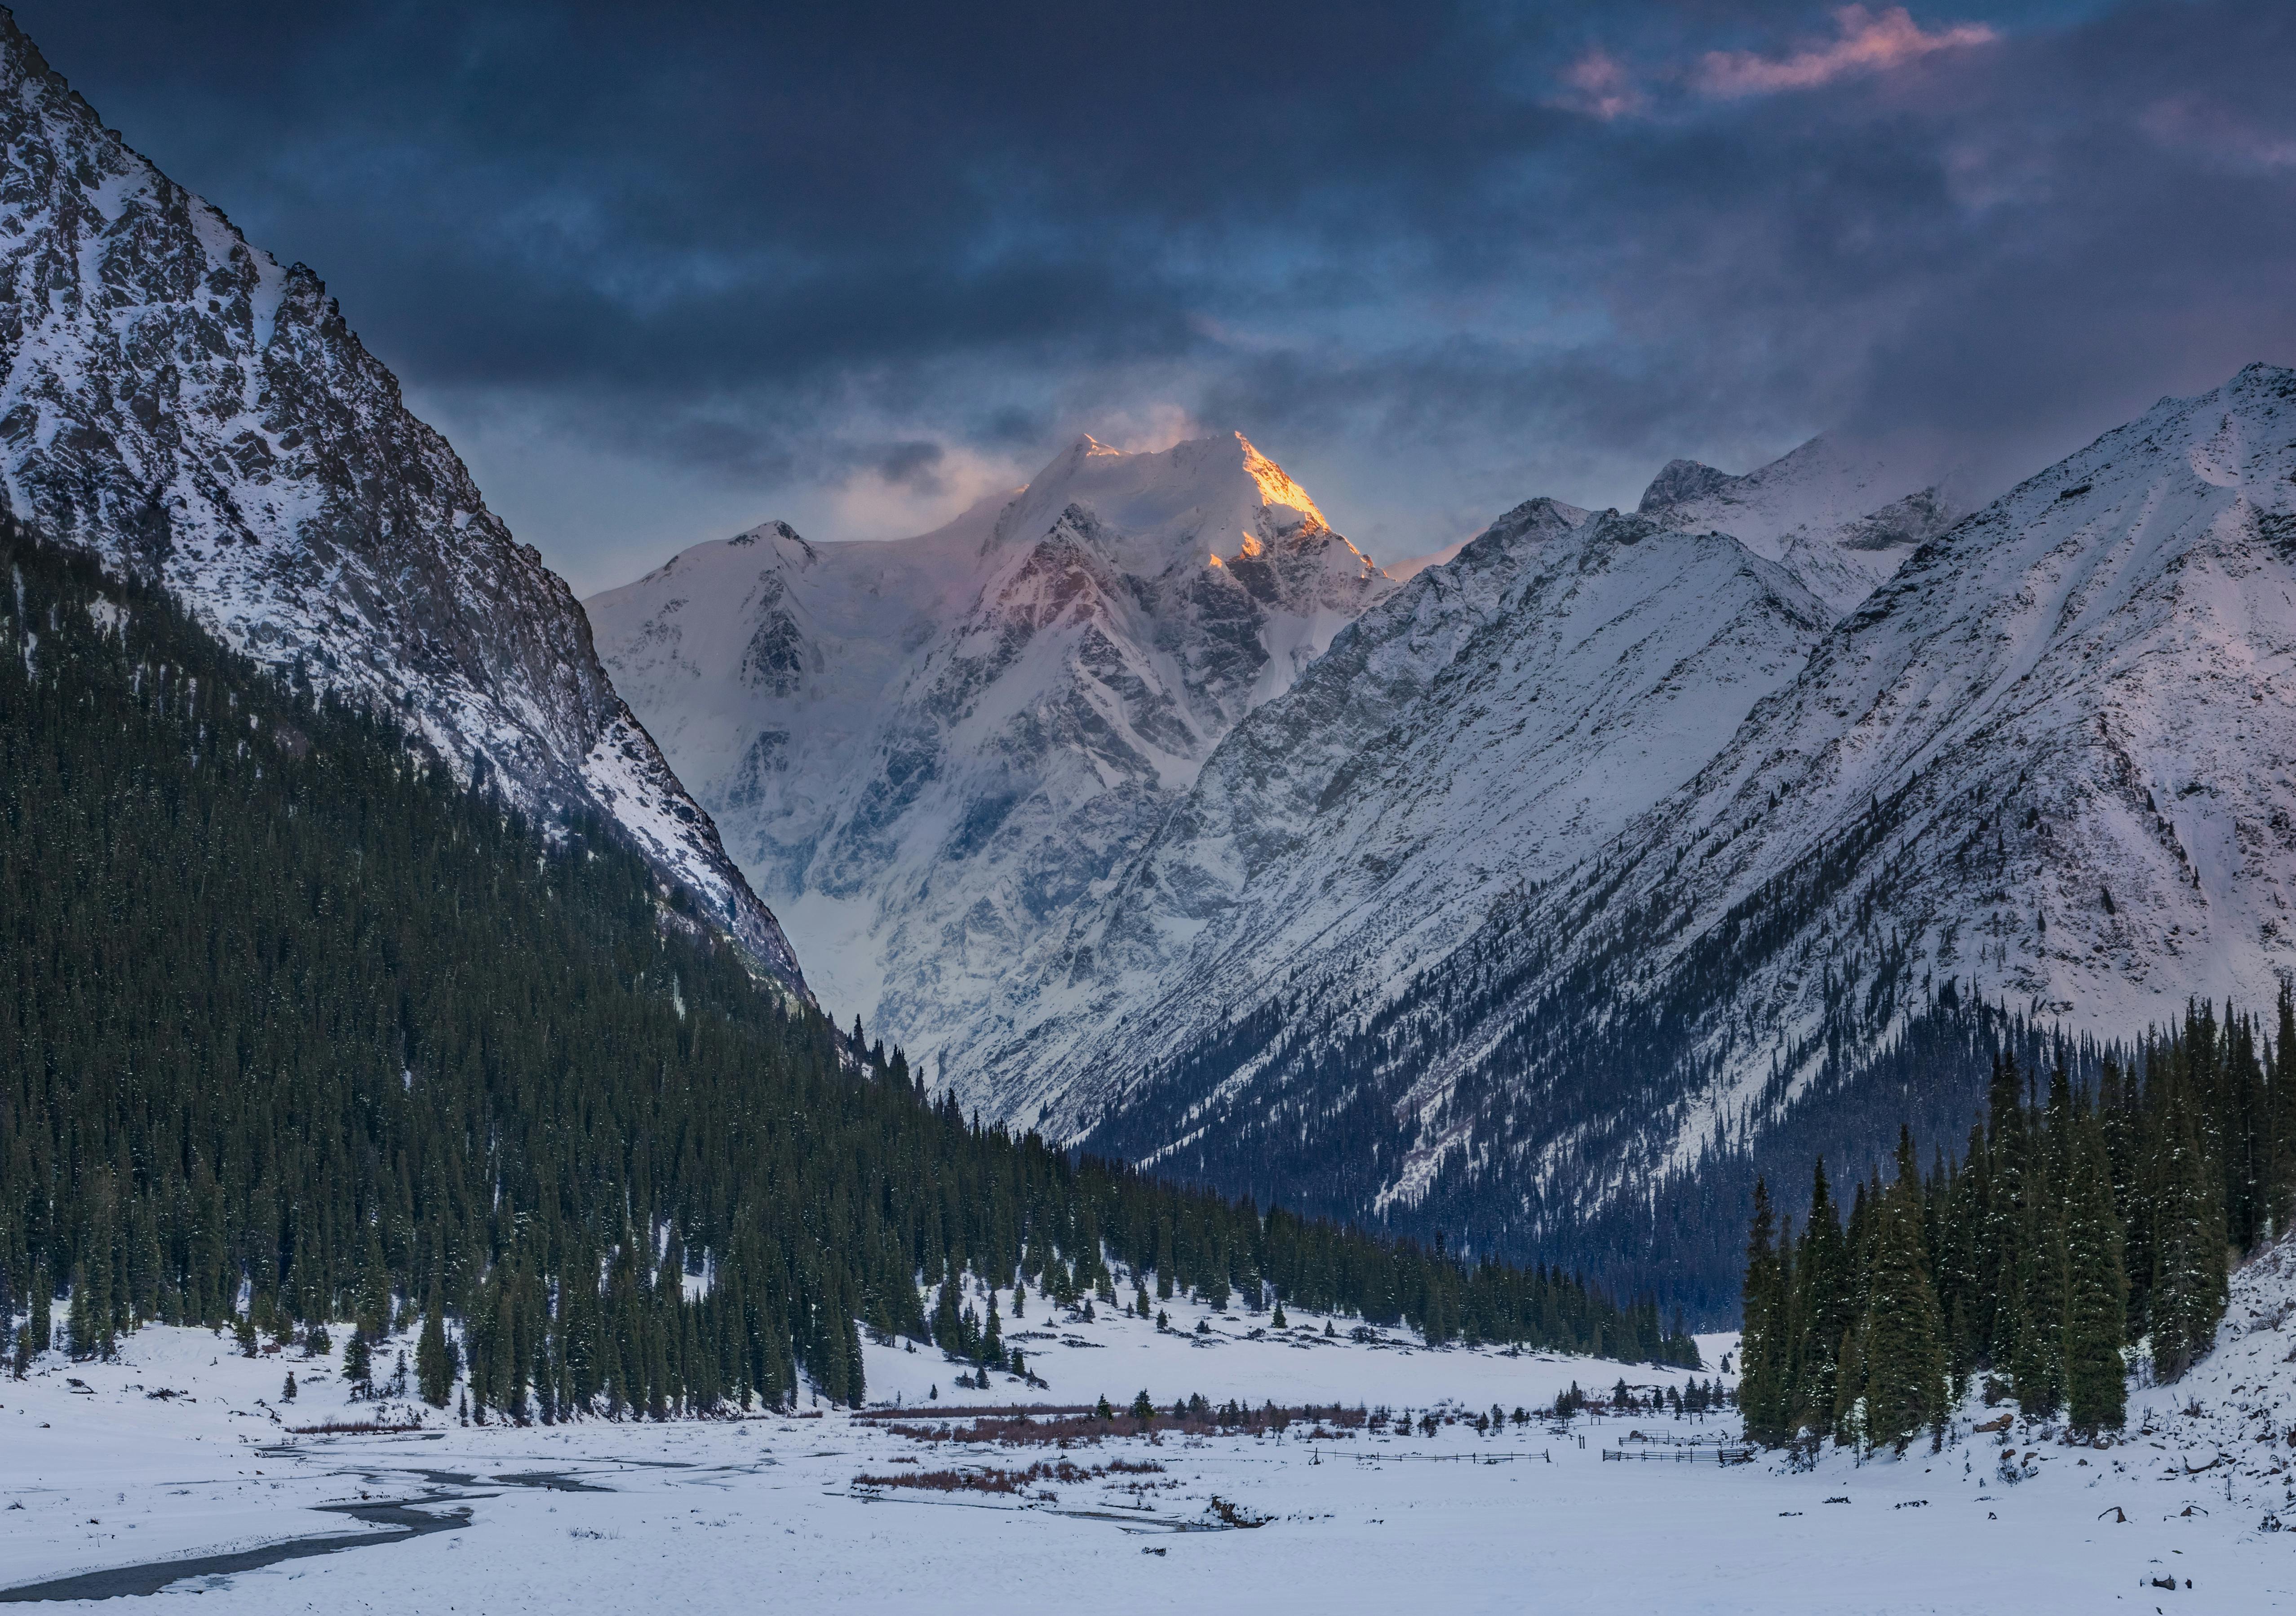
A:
[[1064, 364, 2296, 1281], [961, 499, 1835, 1135], [1639, 433, 1964, 617], [587, 431, 1392, 1051], [0, 13, 804, 992]]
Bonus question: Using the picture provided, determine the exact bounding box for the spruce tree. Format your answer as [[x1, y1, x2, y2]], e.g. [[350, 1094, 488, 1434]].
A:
[[2150, 1104, 2227, 1381], [1738, 1178, 1791, 1446], [1854, 1183, 1949, 1454], [2012, 1172, 2068, 1417], [1788, 1160, 1851, 1439], [2062, 1115, 2128, 1433], [417, 1293, 455, 1408], [2269, 982, 2296, 1240], [31, 1269, 50, 1359], [67, 1265, 95, 1361]]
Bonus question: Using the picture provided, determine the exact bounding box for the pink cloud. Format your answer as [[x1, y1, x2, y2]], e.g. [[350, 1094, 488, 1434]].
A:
[[1555, 48, 1644, 121], [1694, 6, 1996, 100]]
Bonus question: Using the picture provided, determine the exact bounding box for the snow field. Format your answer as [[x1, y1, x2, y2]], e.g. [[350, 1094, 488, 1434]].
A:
[[5, 1296, 2295, 1612], [855, 1276, 1733, 1413]]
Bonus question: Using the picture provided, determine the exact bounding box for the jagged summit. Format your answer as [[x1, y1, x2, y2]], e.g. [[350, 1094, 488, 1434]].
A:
[[972, 431, 1377, 581], [1637, 432, 1964, 616], [729, 518, 816, 558], [590, 424, 1393, 1038], [1637, 458, 1737, 513]]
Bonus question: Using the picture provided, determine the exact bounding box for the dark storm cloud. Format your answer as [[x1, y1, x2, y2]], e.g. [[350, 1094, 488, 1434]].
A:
[[13, 0, 2296, 582]]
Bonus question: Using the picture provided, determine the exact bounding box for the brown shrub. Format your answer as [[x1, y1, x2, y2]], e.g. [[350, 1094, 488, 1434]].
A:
[[852, 1457, 1165, 1495], [864, 1401, 1362, 1447]]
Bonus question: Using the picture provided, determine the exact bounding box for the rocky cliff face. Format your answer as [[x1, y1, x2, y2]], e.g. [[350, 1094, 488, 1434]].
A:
[[0, 10, 803, 991], [965, 498, 1835, 1135], [588, 432, 1391, 1052], [1064, 365, 2296, 1284]]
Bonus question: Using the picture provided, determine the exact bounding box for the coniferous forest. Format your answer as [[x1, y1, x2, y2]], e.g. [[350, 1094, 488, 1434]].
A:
[[0, 521, 1698, 1417], [1738, 999, 2292, 1453]]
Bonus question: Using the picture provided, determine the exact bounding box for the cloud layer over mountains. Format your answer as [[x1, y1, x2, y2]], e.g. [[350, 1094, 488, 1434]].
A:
[[17, 0, 2296, 586]]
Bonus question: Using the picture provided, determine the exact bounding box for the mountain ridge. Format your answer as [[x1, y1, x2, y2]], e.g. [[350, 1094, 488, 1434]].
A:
[[957, 496, 1838, 1137], [0, 8, 804, 993], [1073, 364, 2296, 1274]]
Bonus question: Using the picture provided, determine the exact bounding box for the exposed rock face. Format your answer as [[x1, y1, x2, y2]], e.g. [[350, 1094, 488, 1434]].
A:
[[588, 432, 1392, 1051], [0, 10, 803, 991], [1065, 365, 2296, 1287], [970, 497, 1834, 1137]]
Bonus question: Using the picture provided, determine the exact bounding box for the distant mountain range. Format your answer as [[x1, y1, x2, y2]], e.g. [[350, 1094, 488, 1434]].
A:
[[597, 355, 2296, 1305], [11, 0, 2292, 1314]]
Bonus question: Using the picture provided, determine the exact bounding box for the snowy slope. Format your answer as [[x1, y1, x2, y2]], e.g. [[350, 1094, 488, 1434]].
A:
[[589, 433, 1392, 1043], [1014, 366, 2296, 1287], [0, 14, 803, 991], [1170, 363, 2296, 1247], [1640, 433, 1964, 617], [961, 499, 1834, 1137], [1504, 363, 2296, 1143]]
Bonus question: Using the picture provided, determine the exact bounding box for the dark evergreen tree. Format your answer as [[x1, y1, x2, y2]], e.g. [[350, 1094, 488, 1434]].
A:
[[2270, 984, 2296, 1240], [1787, 1159, 1851, 1439], [417, 1292, 456, 1408], [2012, 1104, 2069, 1417], [2150, 1102, 2227, 1381], [1737, 1179, 1791, 1446], [1848, 1174, 1948, 1454], [2062, 1113, 2128, 1433]]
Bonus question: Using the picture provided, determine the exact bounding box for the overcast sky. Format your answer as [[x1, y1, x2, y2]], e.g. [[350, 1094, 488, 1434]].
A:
[[19, 1, 2296, 591]]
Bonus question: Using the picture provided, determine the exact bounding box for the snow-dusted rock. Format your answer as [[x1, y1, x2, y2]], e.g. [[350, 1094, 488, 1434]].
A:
[[589, 431, 1393, 1048], [1077, 364, 2296, 1255], [0, 14, 803, 991], [1638, 432, 1964, 618], [962, 498, 1835, 1137]]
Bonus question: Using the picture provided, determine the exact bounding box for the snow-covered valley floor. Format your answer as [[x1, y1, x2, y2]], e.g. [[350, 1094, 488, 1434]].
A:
[[6, 1285, 2296, 1612]]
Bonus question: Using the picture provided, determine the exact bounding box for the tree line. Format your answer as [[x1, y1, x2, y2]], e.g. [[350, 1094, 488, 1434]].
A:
[[1738, 999, 2284, 1453], [0, 521, 1697, 1417]]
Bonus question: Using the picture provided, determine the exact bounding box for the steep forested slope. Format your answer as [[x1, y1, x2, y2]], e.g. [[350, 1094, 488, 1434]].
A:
[[0, 521, 1691, 1410], [0, 10, 800, 989]]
